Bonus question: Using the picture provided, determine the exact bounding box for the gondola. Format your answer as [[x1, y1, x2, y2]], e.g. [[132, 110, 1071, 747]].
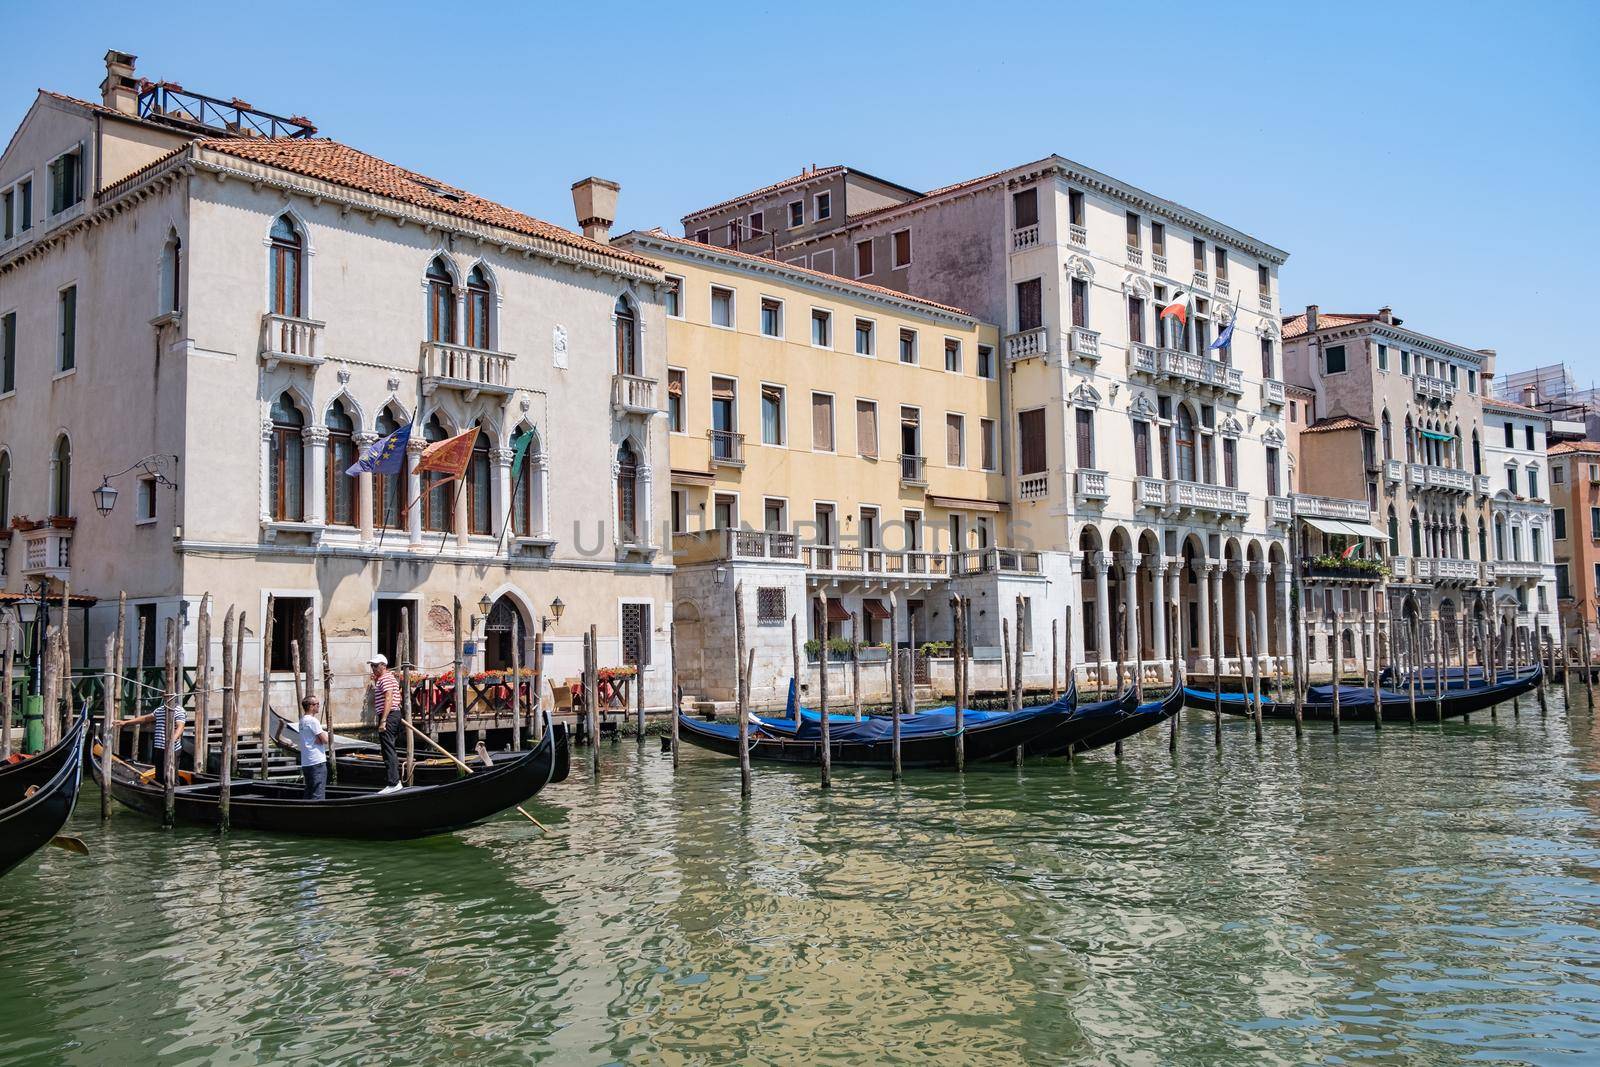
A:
[[1183, 664, 1543, 723], [1, 713, 86, 878], [1023, 683, 1134, 757], [0, 711, 89, 807], [96, 710, 563, 839], [676, 698, 1068, 770], [1035, 680, 1185, 757]]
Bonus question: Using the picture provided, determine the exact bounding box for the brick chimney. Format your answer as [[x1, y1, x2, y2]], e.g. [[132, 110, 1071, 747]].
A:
[[1523, 386, 1538, 406], [100, 49, 139, 116], [570, 177, 620, 244], [1304, 304, 1319, 332], [1377, 305, 1393, 324]]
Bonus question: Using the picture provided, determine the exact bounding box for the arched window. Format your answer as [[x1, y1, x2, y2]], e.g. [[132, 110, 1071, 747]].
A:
[[426, 257, 455, 343], [1459, 513, 1469, 558], [1404, 414, 1415, 463], [269, 393, 305, 522], [1387, 506, 1399, 555], [1494, 515, 1506, 559], [421, 414, 450, 532], [616, 440, 640, 541], [1175, 405, 1196, 482], [325, 399, 357, 526], [1478, 519, 1487, 561], [466, 266, 492, 350], [49, 435, 71, 517], [1381, 410, 1392, 461], [1409, 508, 1421, 557], [0, 451, 9, 527], [373, 407, 406, 531], [269, 215, 303, 318], [161, 231, 181, 314], [466, 425, 492, 535], [512, 426, 540, 538], [1472, 431, 1482, 475], [615, 295, 638, 376]]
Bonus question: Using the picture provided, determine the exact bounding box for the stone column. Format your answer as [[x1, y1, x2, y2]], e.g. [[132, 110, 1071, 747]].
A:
[[259, 418, 274, 523], [303, 425, 328, 525], [1231, 560, 1247, 667], [1196, 562, 1213, 664], [1119, 552, 1141, 665], [1276, 570, 1292, 663], [1068, 552, 1086, 674], [640, 464, 656, 548], [355, 431, 377, 543], [1153, 558, 1169, 666], [454, 470, 470, 549], [1093, 551, 1112, 677], [406, 437, 425, 548], [492, 447, 513, 542], [1252, 560, 1270, 669]]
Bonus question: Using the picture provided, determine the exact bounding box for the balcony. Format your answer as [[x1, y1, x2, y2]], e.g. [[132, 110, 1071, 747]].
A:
[[1068, 223, 1087, 247], [1005, 326, 1048, 363], [899, 454, 927, 488], [1159, 348, 1244, 395], [1292, 493, 1371, 522], [1491, 559, 1545, 582], [709, 429, 745, 469], [1125, 244, 1144, 268], [611, 373, 661, 416], [1258, 292, 1272, 313], [1414, 373, 1456, 404], [1475, 473, 1492, 497], [1152, 253, 1169, 276], [1302, 557, 1385, 582], [259, 313, 325, 369], [1069, 326, 1100, 362], [1191, 270, 1210, 291], [1268, 496, 1293, 523], [1215, 278, 1231, 298], [806, 546, 951, 581], [19, 526, 71, 581], [1170, 480, 1249, 516], [1432, 558, 1479, 582], [1384, 459, 1404, 484], [1410, 463, 1472, 493], [420, 341, 515, 400], [671, 528, 801, 566], [1127, 342, 1158, 376], [951, 547, 1043, 575], [1018, 473, 1049, 501], [1076, 469, 1110, 501], [1135, 476, 1167, 508], [1011, 224, 1040, 251], [1262, 379, 1285, 407]]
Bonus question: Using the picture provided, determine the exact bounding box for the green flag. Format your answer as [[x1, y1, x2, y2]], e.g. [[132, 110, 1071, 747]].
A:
[[509, 429, 536, 483]]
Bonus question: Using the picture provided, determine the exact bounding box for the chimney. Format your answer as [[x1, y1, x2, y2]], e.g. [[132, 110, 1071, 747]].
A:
[[1377, 306, 1393, 324], [1523, 386, 1538, 407], [570, 176, 620, 244], [100, 49, 139, 116], [1305, 304, 1319, 332]]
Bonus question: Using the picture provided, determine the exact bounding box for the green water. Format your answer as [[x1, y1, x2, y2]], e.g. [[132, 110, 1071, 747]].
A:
[[4, 693, 1600, 1065]]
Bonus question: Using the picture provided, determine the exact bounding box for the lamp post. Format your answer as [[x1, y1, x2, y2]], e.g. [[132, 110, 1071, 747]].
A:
[[92, 454, 178, 517], [540, 596, 565, 633]]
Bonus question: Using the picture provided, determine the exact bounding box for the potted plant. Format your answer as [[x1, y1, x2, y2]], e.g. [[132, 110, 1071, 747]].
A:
[[9, 515, 40, 532], [48, 515, 77, 530]]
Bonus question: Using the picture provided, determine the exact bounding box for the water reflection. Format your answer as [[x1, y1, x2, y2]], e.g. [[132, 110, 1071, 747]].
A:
[[1, 692, 1598, 1063]]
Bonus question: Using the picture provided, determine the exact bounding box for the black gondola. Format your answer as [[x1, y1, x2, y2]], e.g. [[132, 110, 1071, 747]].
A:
[[0, 714, 86, 878], [1023, 683, 1134, 757], [1074, 681, 1186, 754], [676, 699, 1068, 769], [0, 712, 88, 807], [97, 711, 564, 839], [253, 708, 551, 787], [1183, 665, 1543, 722]]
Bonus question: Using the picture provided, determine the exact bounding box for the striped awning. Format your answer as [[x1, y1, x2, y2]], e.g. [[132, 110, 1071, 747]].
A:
[[1421, 429, 1455, 442], [825, 598, 850, 623]]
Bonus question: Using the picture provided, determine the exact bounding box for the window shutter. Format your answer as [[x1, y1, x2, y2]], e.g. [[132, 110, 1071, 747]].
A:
[[946, 415, 961, 466], [1019, 409, 1046, 475], [812, 394, 833, 450], [1076, 408, 1094, 469], [857, 402, 877, 458]]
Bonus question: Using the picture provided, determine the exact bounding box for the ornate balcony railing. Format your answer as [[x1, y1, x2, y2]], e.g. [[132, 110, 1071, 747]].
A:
[[1012, 224, 1040, 250], [420, 341, 515, 399], [1170, 480, 1249, 515], [1076, 469, 1109, 500], [19, 527, 71, 580], [1068, 223, 1087, 247], [1125, 244, 1144, 268], [1490, 559, 1545, 581], [1414, 374, 1456, 404], [1191, 270, 1210, 291], [1152, 253, 1169, 276], [259, 313, 325, 369], [951, 547, 1043, 575], [1410, 464, 1472, 493], [1159, 348, 1244, 395], [1432, 558, 1479, 582], [1128, 343, 1158, 376], [1292, 493, 1371, 521], [1384, 459, 1405, 484], [611, 373, 661, 415], [1070, 326, 1100, 361], [1215, 277, 1231, 298], [1018, 473, 1049, 501], [1005, 327, 1048, 363], [806, 547, 951, 579], [1135, 476, 1167, 508], [1258, 292, 1272, 313], [1268, 496, 1293, 523], [708, 429, 745, 468], [1262, 379, 1285, 407], [1475, 473, 1492, 497]]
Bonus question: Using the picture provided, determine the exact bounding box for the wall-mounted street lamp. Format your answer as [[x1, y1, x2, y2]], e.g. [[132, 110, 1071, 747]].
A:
[[93, 454, 179, 516], [541, 596, 565, 632]]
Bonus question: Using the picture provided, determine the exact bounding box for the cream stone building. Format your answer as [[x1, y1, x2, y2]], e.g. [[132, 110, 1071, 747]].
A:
[[612, 229, 1068, 705], [0, 53, 674, 719], [680, 157, 1296, 681], [1481, 396, 1559, 648]]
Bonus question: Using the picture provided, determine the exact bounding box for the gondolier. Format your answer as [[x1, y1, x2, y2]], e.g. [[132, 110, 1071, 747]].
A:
[[124, 699, 186, 784], [297, 695, 331, 800], [369, 654, 404, 793]]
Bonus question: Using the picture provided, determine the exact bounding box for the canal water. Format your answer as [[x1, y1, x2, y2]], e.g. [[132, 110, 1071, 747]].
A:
[[4, 693, 1600, 1064]]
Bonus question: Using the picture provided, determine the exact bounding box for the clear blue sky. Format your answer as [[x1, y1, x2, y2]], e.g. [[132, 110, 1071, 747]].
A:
[[4, 0, 1596, 381]]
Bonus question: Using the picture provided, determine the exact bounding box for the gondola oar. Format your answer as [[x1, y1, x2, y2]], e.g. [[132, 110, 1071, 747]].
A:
[[402, 719, 550, 834], [49, 835, 88, 855]]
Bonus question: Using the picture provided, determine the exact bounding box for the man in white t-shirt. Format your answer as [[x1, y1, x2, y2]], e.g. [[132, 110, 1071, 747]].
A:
[[297, 695, 330, 800]]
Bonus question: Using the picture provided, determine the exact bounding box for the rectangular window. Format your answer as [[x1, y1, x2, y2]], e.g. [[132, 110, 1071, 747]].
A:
[[1151, 222, 1165, 257], [1529, 469, 1540, 499], [1016, 278, 1042, 331], [748, 210, 763, 235], [1324, 344, 1347, 374], [811, 249, 835, 275], [855, 318, 874, 356], [891, 229, 911, 268], [1070, 277, 1089, 328], [855, 239, 873, 277], [49, 147, 83, 214], [622, 603, 652, 668], [1266, 446, 1280, 496], [1018, 408, 1047, 475], [1556, 563, 1570, 601], [713, 493, 738, 530], [667, 369, 685, 432], [693, 227, 709, 244], [1555, 507, 1567, 540], [856, 400, 878, 458], [1554, 464, 1565, 484], [1525, 425, 1535, 451], [899, 329, 917, 364], [1593, 507, 1600, 538], [1258, 264, 1270, 296], [1133, 420, 1151, 477], [977, 344, 995, 379], [760, 297, 783, 338], [757, 587, 787, 626], [942, 337, 962, 373], [1504, 421, 1515, 447], [1261, 338, 1275, 379], [1469, 369, 1477, 393], [811, 393, 835, 451], [980, 418, 997, 471], [710, 286, 734, 328], [1508, 465, 1519, 495], [1068, 189, 1085, 226], [269, 596, 314, 673], [761, 384, 784, 446], [17, 178, 29, 231], [1125, 211, 1140, 248], [2, 188, 11, 240], [1223, 438, 1238, 488], [726, 220, 742, 245], [1, 312, 14, 394], [57, 285, 75, 372], [1013, 188, 1039, 229], [811, 309, 832, 347], [815, 191, 832, 221], [1213, 246, 1227, 278], [1192, 237, 1205, 271], [663, 275, 683, 317], [670, 489, 686, 535], [136, 476, 157, 521], [788, 201, 804, 227], [1401, 350, 1411, 375], [1075, 408, 1095, 468], [763, 499, 786, 532], [946, 413, 964, 467], [1128, 297, 1145, 344], [1377, 344, 1388, 371]]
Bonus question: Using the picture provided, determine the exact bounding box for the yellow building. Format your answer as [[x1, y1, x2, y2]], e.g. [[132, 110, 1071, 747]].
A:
[[614, 230, 1065, 706]]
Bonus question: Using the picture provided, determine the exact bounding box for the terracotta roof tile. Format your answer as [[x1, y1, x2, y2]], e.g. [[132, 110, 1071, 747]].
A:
[[196, 138, 656, 270], [1549, 440, 1600, 455], [682, 166, 847, 221], [1482, 397, 1549, 418], [1281, 312, 1379, 339], [629, 229, 974, 318], [1301, 415, 1373, 435]]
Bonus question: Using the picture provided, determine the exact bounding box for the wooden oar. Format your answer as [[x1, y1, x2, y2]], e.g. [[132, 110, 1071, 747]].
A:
[[50, 835, 88, 855], [91, 741, 158, 784], [401, 720, 550, 834]]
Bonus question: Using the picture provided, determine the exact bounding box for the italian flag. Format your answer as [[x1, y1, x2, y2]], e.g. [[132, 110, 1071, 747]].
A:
[[1159, 289, 1190, 327], [1341, 541, 1362, 560]]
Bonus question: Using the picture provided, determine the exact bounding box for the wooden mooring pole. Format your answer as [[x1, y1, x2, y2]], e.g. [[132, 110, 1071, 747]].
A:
[[1373, 608, 1385, 730], [194, 594, 211, 776], [99, 634, 116, 820], [669, 620, 679, 770], [1290, 579, 1305, 739], [1001, 619, 1013, 713], [953, 595, 966, 773], [259, 594, 275, 777], [1211, 598, 1222, 750], [162, 618, 178, 827], [401, 608, 415, 786], [1331, 610, 1342, 735], [220, 608, 242, 831], [735, 582, 750, 798], [815, 592, 832, 790], [1539, 631, 1551, 717], [850, 611, 862, 722], [453, 597, 467, 764]]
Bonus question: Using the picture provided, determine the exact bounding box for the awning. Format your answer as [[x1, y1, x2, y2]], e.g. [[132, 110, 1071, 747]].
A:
[[927, 494, 1006, 513], [1421, 429, 1455, 442], [863, 598, 891, 620], [1301, 515, 1386, 540], [825, 598, 850, 622]]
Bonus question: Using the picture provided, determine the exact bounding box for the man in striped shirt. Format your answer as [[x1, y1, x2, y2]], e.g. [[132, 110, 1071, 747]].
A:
[[369, 654, 404, 792], [126, 699, 187, 784]]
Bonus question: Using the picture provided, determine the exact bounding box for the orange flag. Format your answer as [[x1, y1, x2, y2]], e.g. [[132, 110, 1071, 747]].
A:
[[415, 426, 480, 481]]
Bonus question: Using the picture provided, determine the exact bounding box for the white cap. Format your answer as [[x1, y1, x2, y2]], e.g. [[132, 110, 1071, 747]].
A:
[[367, 653, 388, 667]]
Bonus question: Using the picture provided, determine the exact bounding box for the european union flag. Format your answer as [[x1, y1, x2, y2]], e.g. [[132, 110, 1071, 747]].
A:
[[346, 422, 412, 477]]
